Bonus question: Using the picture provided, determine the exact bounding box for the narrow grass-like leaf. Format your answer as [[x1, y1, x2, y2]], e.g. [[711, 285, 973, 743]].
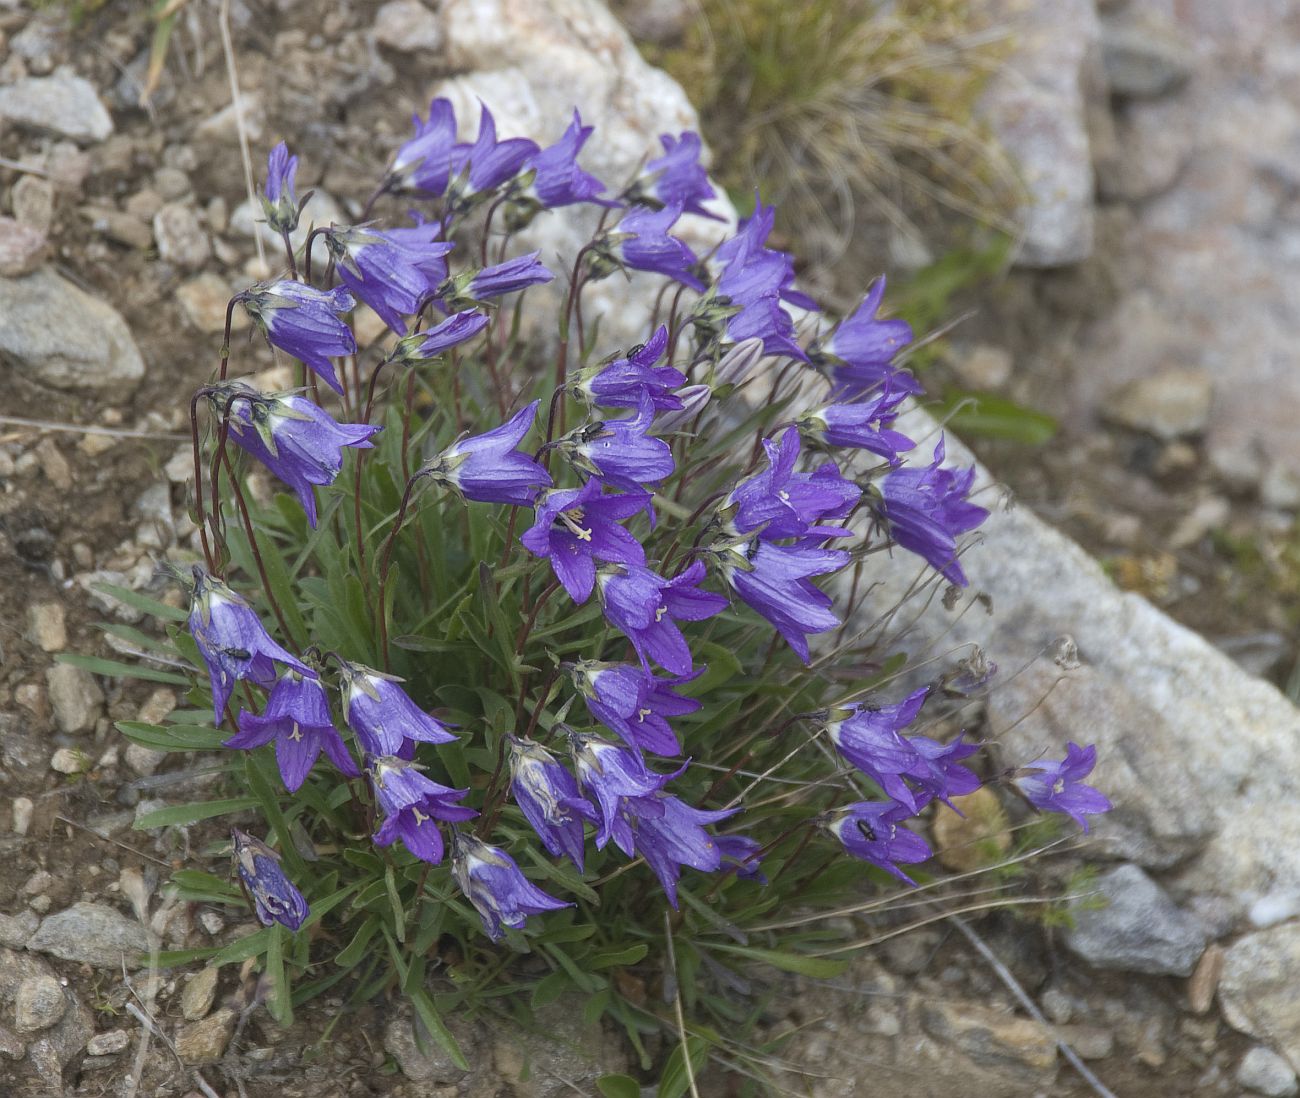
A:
[[134, 797, 258, 830]]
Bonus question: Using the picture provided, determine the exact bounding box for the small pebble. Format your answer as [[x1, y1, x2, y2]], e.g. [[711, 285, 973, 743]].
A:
[[12, 797, 34, 835], [87, 1029, 130, 1056]]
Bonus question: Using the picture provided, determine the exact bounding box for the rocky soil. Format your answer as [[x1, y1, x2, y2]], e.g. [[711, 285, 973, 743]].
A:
[[1, 0, 1298, 1095]]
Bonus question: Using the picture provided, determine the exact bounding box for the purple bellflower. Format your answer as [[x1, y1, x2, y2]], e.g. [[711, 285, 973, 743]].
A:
[[260, 141, 299, 235], [1013, 742, 1112, 831], [451, 831, 571, 940], [610, 203, 705, 290], [632, 132, 719, 220], [387, 309, 490, 366], [520, 479, 650, 602], [826, 801, 933, 886], [232, 828, 309, 930], [524, 110, 610, 211], [445, 252, 554, 310], [240, 281, 357, 395], [572, 326, 687, 412], [508, 736, 597, 870], [339, 661, 457, 756], [877, 439, 988, 587], [905, 734, 981, 811], [228, 669, 359, 792], [420, 400, 551, 505], [219, 387, 380, 527], [724, 427, 860, 541], [713, 197, 818, 312], [825, 687, 929, 811], [620, 793, 738, 907], [570, 730, 675, 852], [596, 561, 727, 676], [558, 394, 674, 489], [572, 659, 701, 756], [815, 277, 921, 399], [370, 756, 477, 864], [326, 226, 454, 334], [800, 389, 915, 465], [717, 539, 849, 663], [386, 97, 458, 196], [447, 103, 539, 210], [188, 568, 310, 724], [716, 834, 767, 883]]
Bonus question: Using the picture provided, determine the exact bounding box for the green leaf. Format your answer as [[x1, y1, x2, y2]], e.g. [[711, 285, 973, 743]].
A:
[[245, 753, 306, 877], [336, 916, 381, 969], [597, 1075, 642, 1098], [707, 944, 849, 979], [134, 797, 258, 830], [385, 863, 407, 944], [590, 944, 649, 969], [116, 721, 227, 752], [170, 869, 240, 904], [91, 582, 188, 622], [682, 643, 743, 697], [938, 392, 1057, 445], [530, 969, 572, 1010], [265, 925, 293, 1026], [409, 988, 469, 1072], [56, 652, 189, 686], [211, 927, 275, 967], [656, 1036, 708, 1098]]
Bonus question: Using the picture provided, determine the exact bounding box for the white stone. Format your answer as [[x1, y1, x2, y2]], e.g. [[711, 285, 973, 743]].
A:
[[1238, 1045, 1299, 1098], [0, 69, 113, 143], [45, 663, 104, 734], [374, 0, 444, 52], [25, 602, 66, 652], [12, 797, 34, 836]]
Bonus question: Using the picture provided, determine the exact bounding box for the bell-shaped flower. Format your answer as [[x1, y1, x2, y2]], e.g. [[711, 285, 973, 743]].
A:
[[240, 281, 357, 394], [451, 831, 571, 940], [227, 669, 358, 791], [630, 131, 719, 220], [446, 103, 539, 211], [219, 386, 380, 527], [508, 736, 596, 870], [386, 309, 490, 367], [259, 141, 299, 235], [825, 801, 932, 886], [442, 252, 554, 311], [571, 326, 687, 412], [724, 427, 859, 541], [877, 438, 988, 587], [188, 568, 311, 723], [369, 756, 476, 864], [386, 97, 458, 196], [569, 730, 675, 852], [597, 561, 726, 676], [326, 225, 454, 334], [339, 660, 456, 756], [232, 828, 309, 930], [420, 400, 551, 506], [557, 394, 674, 490], [716, 834, 766, 883], [716, 539, 849, 663], [609, 203, 705, 290], [520, 479, 650, 603], [620, 792, 738, 907], [525, 110, 610, 211], [815, 277, 920, 399], [1013, 742, 1112, 832], [825, 688, 929, 811], [572, 660, 700, 756], [799, 388, 914, 465], [905, 734, 981, 811]]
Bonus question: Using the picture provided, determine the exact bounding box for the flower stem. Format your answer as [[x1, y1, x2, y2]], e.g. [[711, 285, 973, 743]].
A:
[[222, 449, 296, 642], [376, 473, 424, 670]]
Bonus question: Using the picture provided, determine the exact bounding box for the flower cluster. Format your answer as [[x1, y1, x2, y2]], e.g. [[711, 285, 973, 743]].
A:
[[176, 96, 1110, 956]]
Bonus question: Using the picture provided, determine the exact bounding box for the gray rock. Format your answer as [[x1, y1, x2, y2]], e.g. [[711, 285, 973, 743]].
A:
[[14, 974, 68, 1033], [492, 999, 630, 1096], [384, 1013, 472, 1084], [1100, 11, 1195, 99], [25, 602, 66, 653], [180, 967, 219, 1022], [86, 1028, 130, 1056], [1239, 1046, 1300, 1097], [0, 267, 146, 391], [26, 994, 93, 1088], [1221, 924, 1300, 1068], [0, 1023, 24, 1060], [1101, 367, 1213, 440], [971, 0, 1098, 266], [1064, 865, 1207, 976], [0, 217, 48, 277], [174, 1007, 235, 1064], [11, 175, 56, 235], [1097, 97, 1194, 202], [920, 1000, 1057, 1078], [373, 0, 444, 52], [152, 202, 210, 270], [0, 911, 39, 950], [0, 70, 113, 143], [28, 903, 150, 968], [45, 663, 103, 734], [10, 18, 67, 74]]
